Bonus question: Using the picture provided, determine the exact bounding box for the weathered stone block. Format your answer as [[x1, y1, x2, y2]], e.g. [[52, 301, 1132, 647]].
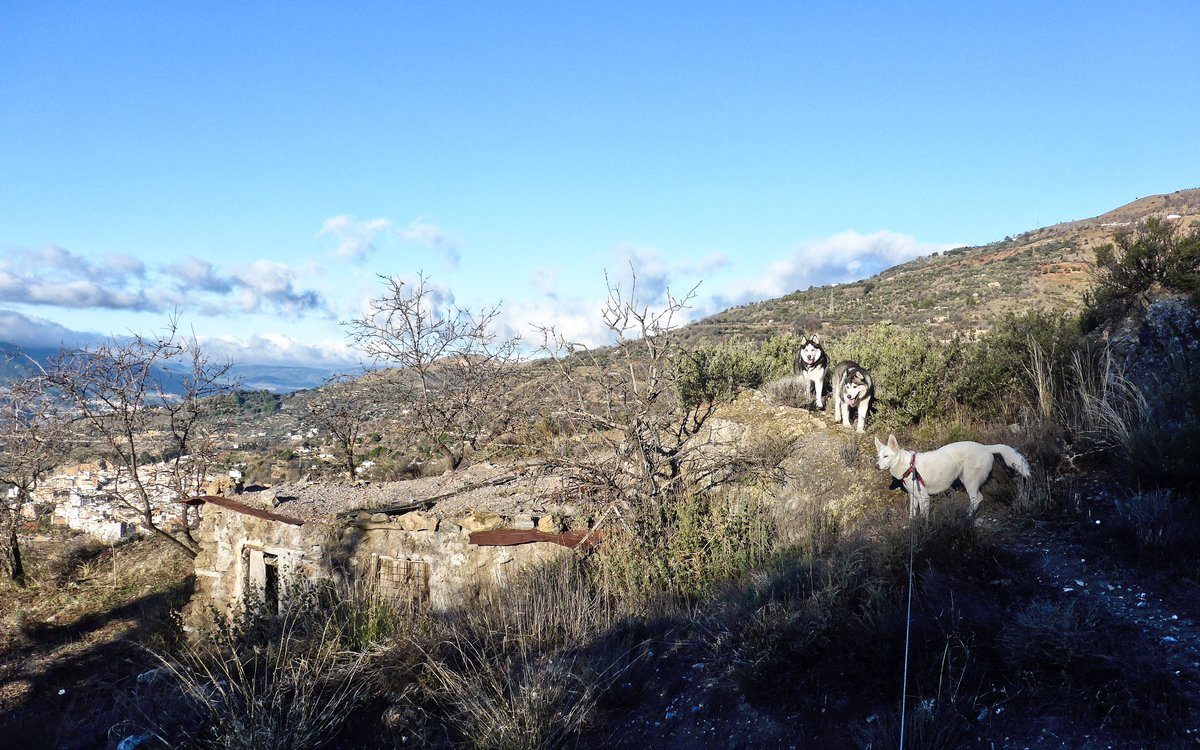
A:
[[459, 511, 503, 532], [511, 515, 535, 531], [397, 511, 436, 531], [536, 514, 561, 533], [437, 518, 462, 535]]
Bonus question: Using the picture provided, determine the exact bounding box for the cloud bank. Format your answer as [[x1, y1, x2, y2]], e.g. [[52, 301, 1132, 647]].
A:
[[0, 244, 330, 318], [0, 309, 100, 349], [712, 230, 958, 308], [0, 307, 357, 368]]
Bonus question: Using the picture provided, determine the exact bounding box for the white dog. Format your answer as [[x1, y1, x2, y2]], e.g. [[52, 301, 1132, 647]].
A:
[[874, 434, 1031, 517]]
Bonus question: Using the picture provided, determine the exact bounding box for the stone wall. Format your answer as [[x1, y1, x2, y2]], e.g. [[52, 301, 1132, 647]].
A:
[[187, 506, 332, 628]]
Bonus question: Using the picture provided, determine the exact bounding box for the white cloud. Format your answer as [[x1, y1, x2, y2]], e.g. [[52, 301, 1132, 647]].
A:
[[713, 230, 958, 307], [318, 214, 394, 261], [200, 331, 360, 367], [105, 253, 146, 277], [167, 256, 232, 293], [497, 247, 710, 351], [0, 245, 155, 310], [680, 251, 730, 277], [317, 214, 463, 269], [0, 244, 330, 319], [529, 267, 559, 296], [398, 219, 461, 270], [162, 256, 328, 316], [497, 295, 613, 350]]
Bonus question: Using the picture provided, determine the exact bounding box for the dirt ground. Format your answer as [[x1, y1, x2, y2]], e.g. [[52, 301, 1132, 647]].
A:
[[0, 531, 193, 750]]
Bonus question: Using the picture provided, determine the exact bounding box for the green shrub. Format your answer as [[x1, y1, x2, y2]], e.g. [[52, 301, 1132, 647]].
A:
[[759, 331, 801, 379], [957, 311, 1082, 420], [1083, 217, 1200, 331], [672, 343, 775, 409], [835, 324, 963, 429]]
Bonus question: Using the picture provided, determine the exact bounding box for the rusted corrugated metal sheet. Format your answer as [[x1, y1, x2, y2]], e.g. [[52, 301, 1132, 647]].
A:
[[468, 528, 601, 551], [177, 495, 305, 526]]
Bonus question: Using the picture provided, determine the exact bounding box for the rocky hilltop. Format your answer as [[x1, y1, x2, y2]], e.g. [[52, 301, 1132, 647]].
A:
[[692, 188, 1200, 342]]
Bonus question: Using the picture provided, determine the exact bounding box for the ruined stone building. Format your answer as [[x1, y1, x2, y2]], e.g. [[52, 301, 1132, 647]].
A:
[[180, 462, 597, 628]]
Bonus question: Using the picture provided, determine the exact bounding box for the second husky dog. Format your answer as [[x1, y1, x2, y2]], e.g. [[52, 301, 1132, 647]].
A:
[[874, 434, 1031, 517], [831, 360, 873, 433], [792, 334, 829, 409]]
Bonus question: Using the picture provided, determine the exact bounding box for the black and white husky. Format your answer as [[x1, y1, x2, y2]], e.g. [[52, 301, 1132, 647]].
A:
[[792, 334, 829, 409], [831, 360, 873, 433]]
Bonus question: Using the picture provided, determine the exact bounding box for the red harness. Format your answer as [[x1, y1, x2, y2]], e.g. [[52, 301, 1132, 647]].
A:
[[900, 453, 924, 490]]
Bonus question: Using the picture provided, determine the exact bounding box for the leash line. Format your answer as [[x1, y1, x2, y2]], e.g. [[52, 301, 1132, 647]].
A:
[[899, 465, 919, 749]]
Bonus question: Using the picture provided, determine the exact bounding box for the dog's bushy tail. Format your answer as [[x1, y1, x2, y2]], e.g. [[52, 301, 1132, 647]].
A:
[[986, 444, 1031, 478]]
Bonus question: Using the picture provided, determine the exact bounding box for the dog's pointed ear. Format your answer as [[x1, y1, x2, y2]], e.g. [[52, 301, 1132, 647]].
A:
[[812, 334, 821, 345], [887, 434, 899, 451], [874, 436, 884, 449]]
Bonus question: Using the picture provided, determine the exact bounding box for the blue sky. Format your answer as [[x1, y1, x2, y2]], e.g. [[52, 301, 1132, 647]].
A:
[[1, 2, 1197, 366]]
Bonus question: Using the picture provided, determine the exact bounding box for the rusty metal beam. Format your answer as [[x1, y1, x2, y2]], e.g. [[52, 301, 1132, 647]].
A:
[[177, 495, 305, 526], [468, 528, 601, 551]]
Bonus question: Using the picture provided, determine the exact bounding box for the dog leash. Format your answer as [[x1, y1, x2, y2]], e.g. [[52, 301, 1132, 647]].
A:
[[899, 452, 921, 749], [901, 452, 925, 490]]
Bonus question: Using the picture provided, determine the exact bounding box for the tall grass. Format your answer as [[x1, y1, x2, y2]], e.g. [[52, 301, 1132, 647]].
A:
[[1063, 349, 1149, 462], [599, 488, 776, 605], [423, 637, 599, 750], [149, 610, 372, 750]]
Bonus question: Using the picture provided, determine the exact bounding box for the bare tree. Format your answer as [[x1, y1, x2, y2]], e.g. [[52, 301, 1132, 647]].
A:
[[0, 370, 68, 586], [305, 374, 379, 480], [345, 274, 525, 470], [535, 272, 765, 517], [43, 320, 234, 557]]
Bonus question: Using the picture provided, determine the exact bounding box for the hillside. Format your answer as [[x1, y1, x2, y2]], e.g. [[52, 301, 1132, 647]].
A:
[[201, 188, 1200, 482], [690, 187, 1200, 342]]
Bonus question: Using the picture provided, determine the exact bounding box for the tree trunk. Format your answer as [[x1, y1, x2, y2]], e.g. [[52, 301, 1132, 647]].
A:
[[146, 522, 199, 558], [6, 519, 26, 587]]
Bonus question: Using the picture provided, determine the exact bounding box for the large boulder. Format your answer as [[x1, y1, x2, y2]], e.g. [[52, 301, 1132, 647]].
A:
[[1110, 296, 1200, 422]]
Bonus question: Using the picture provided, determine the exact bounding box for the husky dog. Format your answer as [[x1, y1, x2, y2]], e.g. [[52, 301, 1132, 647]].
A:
[[792, 334, 829, 409], [874, 434, 1031, 517], [831, 360, 873, 433]]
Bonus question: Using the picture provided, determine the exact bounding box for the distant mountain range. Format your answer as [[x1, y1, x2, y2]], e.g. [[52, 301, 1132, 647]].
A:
[[0, 342, 350, 394]]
